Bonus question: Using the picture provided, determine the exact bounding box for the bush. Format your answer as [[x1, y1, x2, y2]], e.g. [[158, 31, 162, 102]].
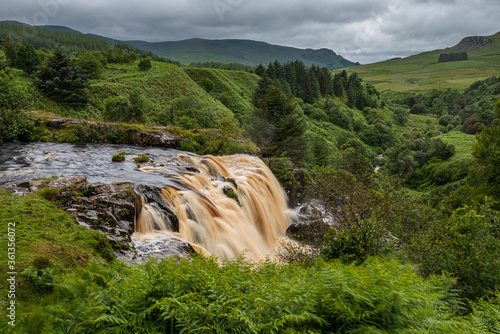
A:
[[0, 69, 28, 110], [138, 58, 152, 71], [102, 91, 146, 123], [76, 52, 104, 79], [409, 200, 500, 299], [33, 256, 472, 333], [0, 109, 35, 143]]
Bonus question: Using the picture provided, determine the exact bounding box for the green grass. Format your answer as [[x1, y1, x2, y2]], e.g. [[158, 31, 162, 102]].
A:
[[26, 61, 237, 125], [438, 130, 477, 160], [345, 31, 500, 91], [184, 68, 260, 124], [0, 189, 111, 304]]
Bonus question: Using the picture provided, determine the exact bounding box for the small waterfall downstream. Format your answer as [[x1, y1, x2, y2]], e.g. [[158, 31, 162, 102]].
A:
[[135, 154, 291, 262]]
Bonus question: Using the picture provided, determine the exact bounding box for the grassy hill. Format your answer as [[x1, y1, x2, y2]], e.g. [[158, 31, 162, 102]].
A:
[[125, 38, 357, 69], [345, 31, 500, 91], [184, 68, 260, 125]]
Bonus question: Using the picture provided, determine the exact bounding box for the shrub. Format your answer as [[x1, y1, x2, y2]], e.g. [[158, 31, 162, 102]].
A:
[[0, 109, 35, 143], [36, 256, 472, 333], [76, 52, 104, 79], [200, 77, 215, 92], [0, 69, 28, 110], [409, 200, 500, 299], [138, 58, 152, 71]]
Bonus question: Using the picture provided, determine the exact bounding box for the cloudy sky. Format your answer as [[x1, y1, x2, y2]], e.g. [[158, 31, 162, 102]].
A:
[[2, 0, 500, 63]]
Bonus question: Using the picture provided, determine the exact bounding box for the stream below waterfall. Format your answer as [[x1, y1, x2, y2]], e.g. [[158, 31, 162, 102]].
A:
[[0, 141, 293, 262]]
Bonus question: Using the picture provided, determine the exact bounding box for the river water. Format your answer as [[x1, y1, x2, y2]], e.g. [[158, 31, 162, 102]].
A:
[[0, 141, 292, 262], [0, 141, 191, 186]]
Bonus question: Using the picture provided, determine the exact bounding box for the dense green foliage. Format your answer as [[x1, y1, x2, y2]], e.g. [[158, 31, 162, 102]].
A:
[[396, 76, 500, 133], [0, 21, 111, 54], [438, 52, 468, 63], [15, 43, 40, 74], [36, 51, 90, 105], [2, 254, 485, 334]]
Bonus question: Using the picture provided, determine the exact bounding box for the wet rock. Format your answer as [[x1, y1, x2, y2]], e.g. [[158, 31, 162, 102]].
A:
[[286, 201, 333, 247], [128, 235, 195, 264], [9, 176, 136, 249]]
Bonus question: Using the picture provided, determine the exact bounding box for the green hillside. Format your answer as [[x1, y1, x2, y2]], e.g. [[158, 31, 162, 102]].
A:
[[0, 21, 111, 53], [184, 68, 260, 124], [346, 31, 500, 90], [126, 38, 356, 69]]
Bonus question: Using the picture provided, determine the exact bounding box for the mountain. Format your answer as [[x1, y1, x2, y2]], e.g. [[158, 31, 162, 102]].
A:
[[5, 21, 355, 69], [345, 31, 500, 91], [124, 38, 356, 69], [38, 25, 83, 35]]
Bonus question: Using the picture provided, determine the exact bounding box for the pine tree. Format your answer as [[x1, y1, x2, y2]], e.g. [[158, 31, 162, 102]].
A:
[[36, 51, 89, 105], [251, 79, 307, 159], [333, 73, 345, 97]]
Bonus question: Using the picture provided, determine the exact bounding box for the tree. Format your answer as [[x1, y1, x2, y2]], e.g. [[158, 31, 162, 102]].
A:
[[393, 107, 410, 126], [15, 44, 40, 74], [332, 73, 345, 97], [138, 58, 152, 71], [1, 36, 21, 65], [76, 52, 104, 79], [36, 51, 89, 105], [102, 90, 147, 123], [472, 100, 500, 199], [250, 79, 307, 161]]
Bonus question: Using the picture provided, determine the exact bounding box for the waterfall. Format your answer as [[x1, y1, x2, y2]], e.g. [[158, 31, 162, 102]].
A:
[[134, 154, 291, 262]]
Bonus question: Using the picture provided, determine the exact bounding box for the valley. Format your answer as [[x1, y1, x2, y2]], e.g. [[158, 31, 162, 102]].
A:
[[0, 19, 499, 333]]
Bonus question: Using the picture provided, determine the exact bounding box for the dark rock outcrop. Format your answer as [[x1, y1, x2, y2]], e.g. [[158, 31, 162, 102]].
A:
[[5, 176, 195, 261], [31, 177, 136, 247], [456, 36, 493, 52]]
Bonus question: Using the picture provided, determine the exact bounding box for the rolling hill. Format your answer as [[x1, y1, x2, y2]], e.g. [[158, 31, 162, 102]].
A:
[[0, 21, 356, 69], [345, 31, 500, 91], [124, 38, 357, 69]]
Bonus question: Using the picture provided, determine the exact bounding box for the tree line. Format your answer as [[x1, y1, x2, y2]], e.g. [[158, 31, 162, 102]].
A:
[[438, 51, 468, 63], [255, 60, 380, 109]]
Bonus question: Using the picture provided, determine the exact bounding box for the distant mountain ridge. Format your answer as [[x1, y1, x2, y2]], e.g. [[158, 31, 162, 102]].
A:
[[124, 38, 357, 69], [31, 22, 355, 69]]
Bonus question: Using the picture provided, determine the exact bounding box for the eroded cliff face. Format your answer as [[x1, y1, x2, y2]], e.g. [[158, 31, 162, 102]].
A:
[[456, 36, 493, 52]]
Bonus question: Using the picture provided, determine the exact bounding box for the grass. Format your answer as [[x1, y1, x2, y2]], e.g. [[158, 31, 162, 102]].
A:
[[25, 61, 237, 125], [0, 189, 111, 304], [184, 68, 260, 123], [438, 130, 477, 161], [344, 31, 500, 91]]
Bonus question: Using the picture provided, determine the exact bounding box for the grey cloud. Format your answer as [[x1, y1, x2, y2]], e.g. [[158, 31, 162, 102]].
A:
[[1, 0, 499, 63]]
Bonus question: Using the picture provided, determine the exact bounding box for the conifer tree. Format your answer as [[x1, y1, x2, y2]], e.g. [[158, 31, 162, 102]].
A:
[[36, 51, 89, 105]]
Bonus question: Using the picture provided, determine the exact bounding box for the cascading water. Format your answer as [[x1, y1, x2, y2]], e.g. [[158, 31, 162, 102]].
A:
[[0, 142, 292, 262], [135, 154, 291, 262]]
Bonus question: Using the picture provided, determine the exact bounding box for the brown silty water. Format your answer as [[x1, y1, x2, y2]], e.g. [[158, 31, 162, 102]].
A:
[[134, 154, 291, 262]]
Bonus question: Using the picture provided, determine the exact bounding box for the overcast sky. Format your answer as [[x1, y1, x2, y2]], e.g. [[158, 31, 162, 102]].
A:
[[2, 0, 500, 64]]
